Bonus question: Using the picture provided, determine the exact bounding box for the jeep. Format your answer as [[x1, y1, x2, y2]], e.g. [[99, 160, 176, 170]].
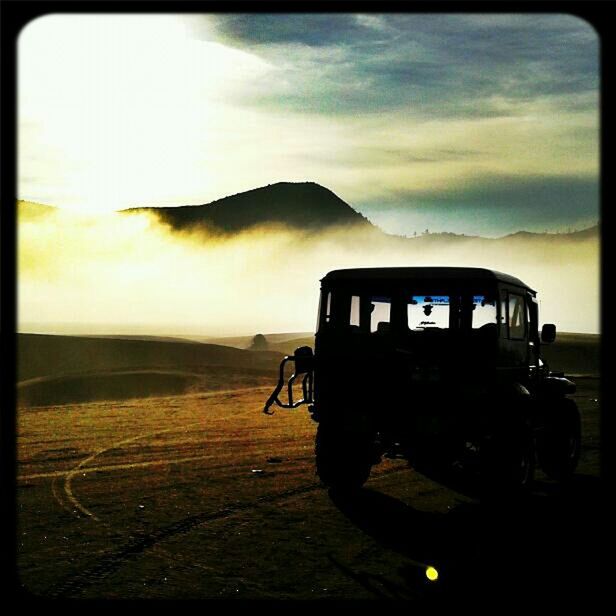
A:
[[264, 267, 581, 492]]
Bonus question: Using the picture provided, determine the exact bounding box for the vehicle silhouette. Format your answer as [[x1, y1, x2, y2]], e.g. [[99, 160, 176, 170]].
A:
[[264, 267, 581, 493]]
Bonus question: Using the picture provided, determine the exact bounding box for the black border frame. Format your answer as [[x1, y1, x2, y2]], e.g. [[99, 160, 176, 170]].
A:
[[1, 1, 609, 605]]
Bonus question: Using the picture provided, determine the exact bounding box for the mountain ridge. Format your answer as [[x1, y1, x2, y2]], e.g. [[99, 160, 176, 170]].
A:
[[18, 184, 599, 241], [123, 181, 377, 234]]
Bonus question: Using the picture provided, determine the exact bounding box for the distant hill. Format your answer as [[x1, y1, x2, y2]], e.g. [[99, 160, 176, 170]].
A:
[[17, 333, 284, 406], [17, 330, 598, 406], [83, 334, 200, 344], [397, 225, 599, 245], [187, 332, 314, 349], [498, 225, 599, 243], [123, 182, 378, 234], [17, 333, 282, 383], [267, 336, 316, 355]]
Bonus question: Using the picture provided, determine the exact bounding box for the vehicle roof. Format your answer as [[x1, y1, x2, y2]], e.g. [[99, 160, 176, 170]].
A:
[[322, 267, 534, 292]]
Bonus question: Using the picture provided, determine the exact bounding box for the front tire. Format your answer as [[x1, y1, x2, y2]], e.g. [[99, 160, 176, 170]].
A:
[[315, 423, 374, 491], [482, 421, 535, 495], [537, 398, 581, 482]]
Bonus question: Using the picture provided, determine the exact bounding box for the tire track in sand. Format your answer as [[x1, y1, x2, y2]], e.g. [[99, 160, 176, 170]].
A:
[[48, 386, 269, 520], [46, 466, 412, 598]]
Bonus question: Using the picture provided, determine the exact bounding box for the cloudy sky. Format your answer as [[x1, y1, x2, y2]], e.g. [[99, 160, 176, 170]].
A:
[[19, 13, 599, 237]]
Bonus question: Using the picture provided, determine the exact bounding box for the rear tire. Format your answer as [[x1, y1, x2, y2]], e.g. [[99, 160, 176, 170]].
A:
[[315, 423, 373, 491], [537, 398, 581, 482]]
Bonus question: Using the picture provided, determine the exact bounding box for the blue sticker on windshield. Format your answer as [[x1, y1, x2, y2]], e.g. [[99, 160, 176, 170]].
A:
[[411, 295, 449, 305]]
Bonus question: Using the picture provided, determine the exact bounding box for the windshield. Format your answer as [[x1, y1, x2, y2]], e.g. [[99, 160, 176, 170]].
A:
[[408, 294, 496, 332], [408, 295, 450, 330]]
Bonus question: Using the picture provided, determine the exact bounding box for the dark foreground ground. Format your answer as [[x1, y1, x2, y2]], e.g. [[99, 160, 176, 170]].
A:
[[15, 375, 603, 603]]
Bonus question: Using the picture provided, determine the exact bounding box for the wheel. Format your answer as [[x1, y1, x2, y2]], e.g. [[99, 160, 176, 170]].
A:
[[315, 423, 374, 491], [537, 398, 581, 482], [482, 421, 535, 494]]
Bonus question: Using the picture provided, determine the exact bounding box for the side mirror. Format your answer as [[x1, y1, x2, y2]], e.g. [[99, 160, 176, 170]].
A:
[[541, 323, 556, 344]]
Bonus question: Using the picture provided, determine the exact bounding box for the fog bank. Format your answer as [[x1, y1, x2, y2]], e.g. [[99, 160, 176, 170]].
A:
[[18, 203, 600, 336]]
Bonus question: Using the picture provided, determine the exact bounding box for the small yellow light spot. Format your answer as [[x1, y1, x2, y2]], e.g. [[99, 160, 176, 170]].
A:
[[426, 566, 439, 582]]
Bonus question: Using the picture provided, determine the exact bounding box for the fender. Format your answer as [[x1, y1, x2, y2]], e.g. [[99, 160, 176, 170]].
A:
[[511, 382, 531, 399], [538, 375, 577, 398]]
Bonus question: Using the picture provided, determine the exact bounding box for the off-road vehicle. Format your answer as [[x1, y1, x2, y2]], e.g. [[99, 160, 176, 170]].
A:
[[264, 267, 581, 492]]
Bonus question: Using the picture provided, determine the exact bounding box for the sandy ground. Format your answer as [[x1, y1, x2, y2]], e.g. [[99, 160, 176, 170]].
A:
[[16, 378, 603, 602]]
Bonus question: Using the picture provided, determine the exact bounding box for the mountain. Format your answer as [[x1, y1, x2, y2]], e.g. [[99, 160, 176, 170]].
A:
[[18, 191, 599, 243], [123, 182, 378, 234]]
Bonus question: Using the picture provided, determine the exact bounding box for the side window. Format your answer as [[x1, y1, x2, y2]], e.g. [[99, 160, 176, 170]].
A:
[[319, 291, 331, 329], [408, 295, 450, 331], [508, 293, 526, 339], [370, 296, 391, 333], [499, 292, 508, 330], [350, 295, 360, 327], [472, 295, 497, 329]]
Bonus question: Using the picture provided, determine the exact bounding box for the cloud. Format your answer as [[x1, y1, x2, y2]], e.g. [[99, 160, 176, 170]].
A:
[[18, 14, 273, 212], [208, 14, 371, 47], [18, 203, 599, 336], [18, 13, 599, 238], [210, 13, 598, 118], [354, 14, 391, 32]]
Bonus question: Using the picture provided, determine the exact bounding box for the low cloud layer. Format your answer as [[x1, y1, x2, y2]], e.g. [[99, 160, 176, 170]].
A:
[[18, 203, 600, 336]]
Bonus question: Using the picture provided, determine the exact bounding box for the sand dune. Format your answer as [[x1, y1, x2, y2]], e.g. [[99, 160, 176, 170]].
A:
[[187, 331, 314, 349], [18, 333, 282, 382], [18, 366, 276, 407], [266, 336, 316, 355], [16, 330, 598, 407], [17, 333, 283, 406]]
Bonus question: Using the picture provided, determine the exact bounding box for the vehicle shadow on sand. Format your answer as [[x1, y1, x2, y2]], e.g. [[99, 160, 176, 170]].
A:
[[328, 472, 605, 603]]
